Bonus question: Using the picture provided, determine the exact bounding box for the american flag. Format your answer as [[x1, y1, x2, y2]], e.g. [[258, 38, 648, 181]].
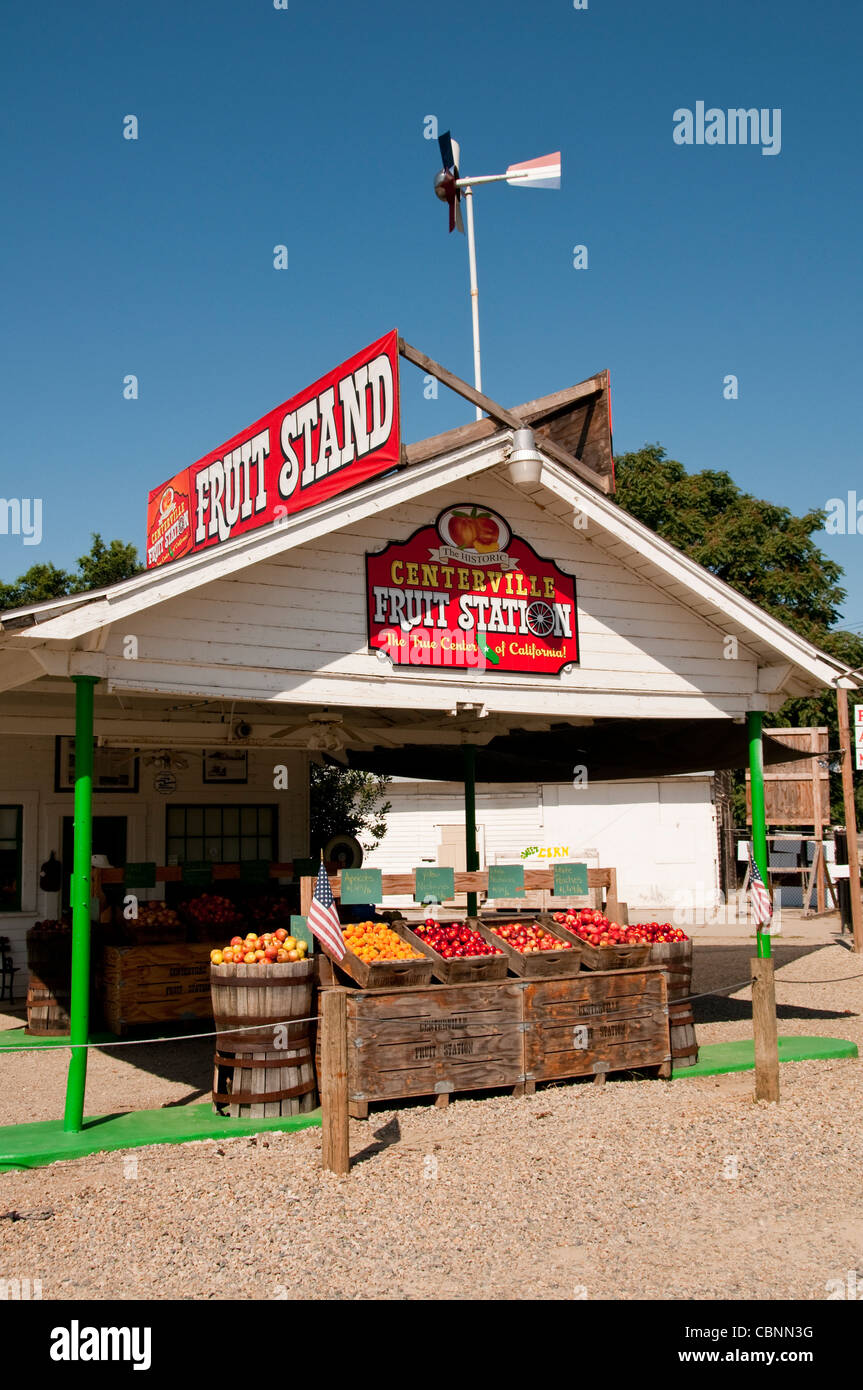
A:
[[748, 851, 773, 930], [307, 860, 345, 960]]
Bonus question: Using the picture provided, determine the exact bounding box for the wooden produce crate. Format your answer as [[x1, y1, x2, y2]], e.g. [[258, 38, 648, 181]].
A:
[[477, 920, 581, 978], [522, 967, 670, 1084], [344, 979, 525, 1107], [542, 918, 649, 972], [102, 943, 214, 1036], [330, 924, 435, 990], [394, 920, 509, 985]]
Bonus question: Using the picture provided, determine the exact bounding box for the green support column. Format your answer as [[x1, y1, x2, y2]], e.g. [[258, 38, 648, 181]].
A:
[[747, 710, 771, 960], [464, 745, 479, 918], [63, 675, 99, 1133]]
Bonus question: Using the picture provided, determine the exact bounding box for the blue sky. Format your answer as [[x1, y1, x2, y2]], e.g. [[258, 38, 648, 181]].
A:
[[3, 0, 861, 625]]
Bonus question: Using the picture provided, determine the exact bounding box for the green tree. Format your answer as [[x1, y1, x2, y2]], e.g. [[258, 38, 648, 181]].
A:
[[615, 445, 862, 823], [0, 533, 142, 611], [71, 533, 143, 592], [309, 764, 392, 857], [614, 445, 845, 640]]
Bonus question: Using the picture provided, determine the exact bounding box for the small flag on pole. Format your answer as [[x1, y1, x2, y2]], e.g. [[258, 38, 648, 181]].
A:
[[748, 850, 773, 930], [307, 860, 345, 961], [505, 152, 561, 189]]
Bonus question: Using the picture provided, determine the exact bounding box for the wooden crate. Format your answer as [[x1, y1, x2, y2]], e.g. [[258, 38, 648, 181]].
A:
[[331, 927, 435, 990], [394, 920, 509, 985], [345, 979, 525, 1104], [522, 968, 670, 1083], [541, 918, 650, 972], [477, 920, 581, 978], [102, 943, 215, 1036]]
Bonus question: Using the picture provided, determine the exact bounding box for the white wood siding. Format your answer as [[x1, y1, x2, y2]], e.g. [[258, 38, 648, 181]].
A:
[[96, 472, 762, 719], [366, 776, 718, 911]]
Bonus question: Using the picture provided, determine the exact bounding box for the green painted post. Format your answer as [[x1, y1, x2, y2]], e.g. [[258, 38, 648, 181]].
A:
[[747, 710, 771, 960], [63, 675, 99, 1133], [464, 745, 479, 917]]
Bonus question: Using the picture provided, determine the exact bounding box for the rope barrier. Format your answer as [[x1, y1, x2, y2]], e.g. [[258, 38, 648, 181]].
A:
[[3, 968, 862, 1055]]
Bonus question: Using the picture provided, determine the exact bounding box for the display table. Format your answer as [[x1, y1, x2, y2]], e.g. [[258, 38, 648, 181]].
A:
[[323, 965, 671, 1118]]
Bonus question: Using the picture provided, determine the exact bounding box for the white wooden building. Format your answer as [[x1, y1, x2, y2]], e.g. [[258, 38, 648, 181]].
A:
[[366, 774, 718, 910], [0, 351, 852, 981]]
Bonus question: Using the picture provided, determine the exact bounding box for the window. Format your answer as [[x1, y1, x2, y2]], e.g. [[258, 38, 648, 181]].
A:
[[0, 806, 23, 911], [165, 805, 277, 865]]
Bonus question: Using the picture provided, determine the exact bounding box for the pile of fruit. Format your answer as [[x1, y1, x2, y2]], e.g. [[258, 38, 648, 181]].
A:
[[212, 928, 308, 965], [413, 919, 503, 959], [343, 921, 424, 963], [183, 894, 242, 927], [133, 903, 181, 928], [489, 921, 573, 953], [31, 919, 69, 933], [552, 910, 688, 946], [243, 895, 289, 926]]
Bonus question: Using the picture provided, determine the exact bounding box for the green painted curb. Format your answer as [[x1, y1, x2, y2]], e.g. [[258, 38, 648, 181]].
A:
[[0, 1027, 117, 1052], [672, 1034, 858, 1079], [0, 1103, 321, 1170]]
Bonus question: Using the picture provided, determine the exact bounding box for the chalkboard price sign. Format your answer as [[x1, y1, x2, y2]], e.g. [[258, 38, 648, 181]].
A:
[[122, 862, 157, 889], [290, 916, 315, 954], [181, 860, 214, 889], [414, 866, 455, 904], [488, 864, 525, 898], [340, 868, 383, 905], [553, 863, 589, 896]]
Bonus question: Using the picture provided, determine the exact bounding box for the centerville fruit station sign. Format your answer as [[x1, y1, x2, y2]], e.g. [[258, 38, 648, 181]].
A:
[[367, 505, 579, 674], [146, 330, 401, 567]]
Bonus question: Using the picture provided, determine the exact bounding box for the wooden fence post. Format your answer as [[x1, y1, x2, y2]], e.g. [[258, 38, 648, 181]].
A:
[[751, 957, 780, 1102], [321, 988, 350, 1174]]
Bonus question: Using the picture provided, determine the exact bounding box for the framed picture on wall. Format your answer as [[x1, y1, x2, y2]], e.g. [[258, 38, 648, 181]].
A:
[[54, 737, 139, 793], [202, 749, 248, 784]]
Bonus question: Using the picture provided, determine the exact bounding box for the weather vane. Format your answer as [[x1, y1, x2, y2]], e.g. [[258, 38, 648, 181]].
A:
[[433, 131, 561, 419]]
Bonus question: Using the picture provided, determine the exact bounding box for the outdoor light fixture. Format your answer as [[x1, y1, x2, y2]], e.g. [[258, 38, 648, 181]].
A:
[[507, 428, 543, 488]]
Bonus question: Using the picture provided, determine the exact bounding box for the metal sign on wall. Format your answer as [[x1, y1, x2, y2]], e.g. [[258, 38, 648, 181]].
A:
[[366, 505, 578, 674], [146, 330, 401, 567]]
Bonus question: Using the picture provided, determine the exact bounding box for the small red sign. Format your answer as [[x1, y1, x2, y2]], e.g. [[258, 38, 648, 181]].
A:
[[146, 330, 401, 568], [366, 506, 579, 675]]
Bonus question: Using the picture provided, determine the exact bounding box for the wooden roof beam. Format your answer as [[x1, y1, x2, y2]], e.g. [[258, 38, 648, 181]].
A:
[[398, 339, 611, 494]]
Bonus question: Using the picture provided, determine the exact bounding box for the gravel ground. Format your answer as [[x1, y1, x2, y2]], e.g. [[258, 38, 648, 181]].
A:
[[1, 943, 861, 1301]]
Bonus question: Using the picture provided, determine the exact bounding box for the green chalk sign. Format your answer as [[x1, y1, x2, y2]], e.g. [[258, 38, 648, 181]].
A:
[[488, 864, 525, 898], [414, 866, 455, 904], [292, 858, 318, 880], [290, 916, 315, 954], [340, 868, 383, 905], [239, 859, 271, 885], [181, 860, 213, 888], [122, 862, 156, 888], [553, 863, 589, 896]]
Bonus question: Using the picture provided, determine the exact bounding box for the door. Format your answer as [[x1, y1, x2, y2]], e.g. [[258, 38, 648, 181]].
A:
[[437, 822, 486, 872], [61, 816, 128, 911]]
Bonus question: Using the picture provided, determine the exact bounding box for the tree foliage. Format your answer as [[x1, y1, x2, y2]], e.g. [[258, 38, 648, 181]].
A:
[[0, 533, 143, 611], [615, 445, 862, 822], [309, 763, 392, 857]]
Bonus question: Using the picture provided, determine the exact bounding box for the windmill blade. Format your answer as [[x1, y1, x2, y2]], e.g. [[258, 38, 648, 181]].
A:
[[505, 151, 561, 189], [454, 197, 464, 234], [438, 129, 455, 172]]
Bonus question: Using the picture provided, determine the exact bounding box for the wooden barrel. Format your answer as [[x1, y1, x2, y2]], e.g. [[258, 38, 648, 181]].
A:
[[648, 940, 698, 1066], [25, 930, 72, 1035], [210, 960, 317, 1117]]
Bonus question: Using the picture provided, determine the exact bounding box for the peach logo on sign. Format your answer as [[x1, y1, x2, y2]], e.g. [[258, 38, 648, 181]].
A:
[[432, 505, 514, 568]]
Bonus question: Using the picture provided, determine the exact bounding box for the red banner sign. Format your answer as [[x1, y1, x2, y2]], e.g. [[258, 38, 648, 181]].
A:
[[146, 330, 401, 567], [366, 506, 579, 675]]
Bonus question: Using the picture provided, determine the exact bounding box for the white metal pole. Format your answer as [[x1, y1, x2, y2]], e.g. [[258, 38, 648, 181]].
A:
[[463, 184, 482, 420]]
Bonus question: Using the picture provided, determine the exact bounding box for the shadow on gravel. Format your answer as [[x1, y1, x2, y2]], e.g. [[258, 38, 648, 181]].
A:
[[351, 1115, 402, 1166], [690, 943, 860, 1025]]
